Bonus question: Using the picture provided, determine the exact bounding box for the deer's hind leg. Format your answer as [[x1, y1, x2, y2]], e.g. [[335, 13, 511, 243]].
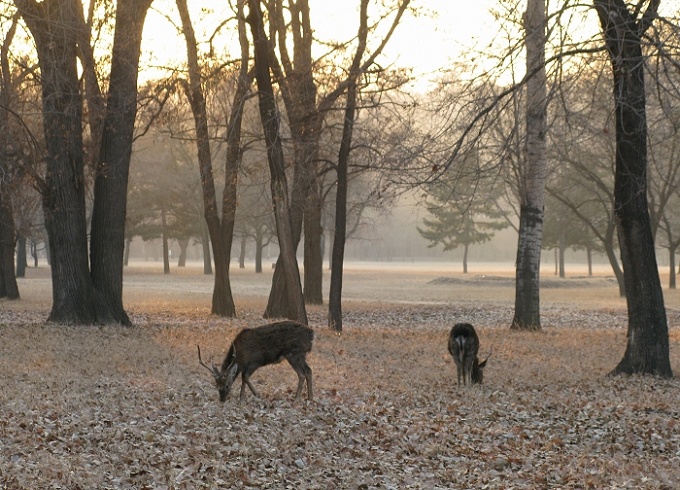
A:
[[286, 352, 313, 400]]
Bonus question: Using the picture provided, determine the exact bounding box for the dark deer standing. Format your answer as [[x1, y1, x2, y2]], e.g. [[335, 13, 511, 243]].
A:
[[448, 323, 488, 386], [198, 321, 314, 402]]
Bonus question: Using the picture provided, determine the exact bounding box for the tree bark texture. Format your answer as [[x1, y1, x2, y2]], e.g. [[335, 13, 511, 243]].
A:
[[89, 0, 153, 325], [16, 0, 97, 323], [511, 0, 548, 331], [248, 0, 307, 325], [594, 0, 671, 377]]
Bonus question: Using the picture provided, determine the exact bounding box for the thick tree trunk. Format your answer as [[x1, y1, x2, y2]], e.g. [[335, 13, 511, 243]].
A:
[[511, 0, 548, 331], [594, 0, 671, 377], [89, 0, 151, 326], [16, 0, 97, 323], [265, 114, 319, 316], [249, 0, 307, 325], [512, 206, 543, 330]]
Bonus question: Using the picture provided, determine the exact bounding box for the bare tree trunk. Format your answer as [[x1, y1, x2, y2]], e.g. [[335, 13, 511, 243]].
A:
[[161, 209, 170, 275], [328, 0, 368, 332], [200, 219, 212, 275], [20, 0, 154, 324], [669, 248, 676, 290], [248, 0, 307, 324], [239, 235, 246, 269], [0, 192, 19, 299], [463, 244, 469, 274], [16, 0, 97, 324], [177, 238, 188, 267], [15, 236, 27, 278], [511, 0, 548, 331], [89, 0, 152, 326], [124, 236, 131, 266], [595, 0, 671, 377], [255, 234, 263, 273], [558, 227, 565, 278], [328, 80, 357, 332], [264, 0, 411, 315], [176, 0, 251, 316], [31, 241, 38, 267]]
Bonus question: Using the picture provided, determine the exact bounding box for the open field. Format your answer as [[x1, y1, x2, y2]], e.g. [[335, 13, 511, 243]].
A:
[[2, 262, 680, 489]]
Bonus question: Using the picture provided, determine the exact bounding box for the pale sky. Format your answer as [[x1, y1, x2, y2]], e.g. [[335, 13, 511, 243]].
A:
[[140, 0, 498, 92]]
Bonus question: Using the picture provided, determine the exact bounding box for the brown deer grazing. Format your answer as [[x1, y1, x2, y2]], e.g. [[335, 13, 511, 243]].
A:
[[198, 321, 314, 403], [448, 323, 488, 386]]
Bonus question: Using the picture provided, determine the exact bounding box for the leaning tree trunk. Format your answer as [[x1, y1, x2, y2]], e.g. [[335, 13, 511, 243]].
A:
[[594, 0, 671, 377], [249, 0, 307, 324], [89, 0, 153, 326], [511, 0, 548, 331]]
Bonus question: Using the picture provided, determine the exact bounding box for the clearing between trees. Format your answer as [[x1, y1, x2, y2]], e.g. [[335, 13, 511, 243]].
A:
[[1, 263, 679, 489]]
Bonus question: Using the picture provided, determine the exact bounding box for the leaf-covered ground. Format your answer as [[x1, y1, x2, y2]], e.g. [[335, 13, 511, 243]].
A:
[[1, 264, 680, 489]]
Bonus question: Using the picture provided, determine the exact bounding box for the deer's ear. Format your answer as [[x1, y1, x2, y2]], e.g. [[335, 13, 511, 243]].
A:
[[225, 362, 239, 378], [478, 359, 488, 368]]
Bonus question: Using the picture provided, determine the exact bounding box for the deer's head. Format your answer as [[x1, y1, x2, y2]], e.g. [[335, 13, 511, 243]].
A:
[[471, 351, 491, 384], [197, 345, 239, 402]]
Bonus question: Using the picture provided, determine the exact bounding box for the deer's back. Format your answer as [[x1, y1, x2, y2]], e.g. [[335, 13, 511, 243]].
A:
[[234, 321, 314, 366]]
